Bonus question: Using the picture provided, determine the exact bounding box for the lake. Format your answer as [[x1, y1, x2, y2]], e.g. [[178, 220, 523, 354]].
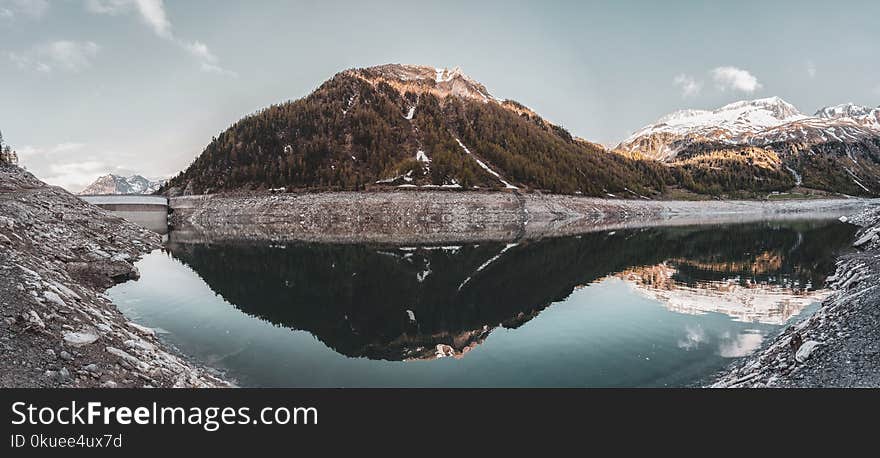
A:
[[108, 219, 855, 387]]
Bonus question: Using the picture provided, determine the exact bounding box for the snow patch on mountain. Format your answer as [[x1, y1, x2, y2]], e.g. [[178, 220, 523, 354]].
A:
[[455, 138, 518, 189]]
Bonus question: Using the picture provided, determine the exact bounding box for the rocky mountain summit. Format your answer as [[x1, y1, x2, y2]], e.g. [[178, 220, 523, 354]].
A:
[[79, 173, 165, 195], [0, 164, 229, 387]]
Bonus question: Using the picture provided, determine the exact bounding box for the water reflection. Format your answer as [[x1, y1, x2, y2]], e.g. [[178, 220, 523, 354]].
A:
[[159, 220, 854, 362]]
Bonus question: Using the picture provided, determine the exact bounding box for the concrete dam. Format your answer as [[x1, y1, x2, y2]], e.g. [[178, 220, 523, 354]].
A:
[[79, 195, 169, 235]]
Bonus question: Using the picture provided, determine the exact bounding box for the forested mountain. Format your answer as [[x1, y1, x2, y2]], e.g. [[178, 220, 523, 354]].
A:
[[160, 64, 670, 197], [160, 66, 880, 198]]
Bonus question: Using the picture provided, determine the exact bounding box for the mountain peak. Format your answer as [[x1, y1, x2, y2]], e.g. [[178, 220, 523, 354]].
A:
[[814, 103, 876, 119], [347, 63, 496, 103], [79, 173, 165, 195], [716, 96, 802, 120]]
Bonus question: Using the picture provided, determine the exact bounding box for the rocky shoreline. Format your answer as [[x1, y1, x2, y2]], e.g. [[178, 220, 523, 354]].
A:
[[712, 206, 880, 387], [169, 190, 873, 245], [0, 165, 230, 388]]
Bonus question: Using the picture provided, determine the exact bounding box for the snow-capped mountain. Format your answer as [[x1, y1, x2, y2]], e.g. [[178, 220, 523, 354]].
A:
[[617, 97, 880, 196], [78, 174, 166, 195], [814, 103, 879, 120], [619, 97, 880, 161], [618, 97, 807, 160]]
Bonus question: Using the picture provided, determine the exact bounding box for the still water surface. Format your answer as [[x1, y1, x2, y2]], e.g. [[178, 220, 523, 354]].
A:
[[109, 219, 855, 387]]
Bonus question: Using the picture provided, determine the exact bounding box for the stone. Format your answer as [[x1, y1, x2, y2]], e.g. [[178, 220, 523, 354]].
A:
[[62, 331, 99, 347], [24, 310, 45, 329], [795, 340, 823, 363], [126, 322, 156, 336], [42, 291, 66, 308]]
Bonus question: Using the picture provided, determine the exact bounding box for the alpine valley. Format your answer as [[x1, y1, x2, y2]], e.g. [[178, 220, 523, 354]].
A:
[[160, 64, 880, 198]]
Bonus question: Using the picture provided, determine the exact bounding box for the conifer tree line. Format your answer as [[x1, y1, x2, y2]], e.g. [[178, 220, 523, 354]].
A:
[[0, 130, 19, 166]]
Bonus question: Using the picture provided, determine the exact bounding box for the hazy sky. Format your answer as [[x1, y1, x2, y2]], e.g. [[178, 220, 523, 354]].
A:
[[2, 0, 879, 191]]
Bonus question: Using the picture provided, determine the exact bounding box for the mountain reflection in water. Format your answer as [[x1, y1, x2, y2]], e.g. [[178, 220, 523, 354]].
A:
[[156, 220, 853, 363]]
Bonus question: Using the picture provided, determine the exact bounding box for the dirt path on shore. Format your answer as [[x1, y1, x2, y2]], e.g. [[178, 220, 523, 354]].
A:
[[712, 206, 880, 387], [0, 165, 230, 388]]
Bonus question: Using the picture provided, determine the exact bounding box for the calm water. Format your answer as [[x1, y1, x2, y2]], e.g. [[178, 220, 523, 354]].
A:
[[109, 220, 856, 387]]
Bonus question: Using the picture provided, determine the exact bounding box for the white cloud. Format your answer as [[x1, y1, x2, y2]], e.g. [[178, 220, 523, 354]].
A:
[[7, 41, 99, 73], [44, 160, 112, 191], [86, 0, 234, 76], [0, 0, 49, 18], [18, 142, 87, 156], [185, 41, 237, 77], [14, 141, 137, 191], [806, 60, 816, 78], [711, 66, 762, 93], [184, 40, 215, 63], [673, 73, 702, 97], [86, 0, 171, 38]]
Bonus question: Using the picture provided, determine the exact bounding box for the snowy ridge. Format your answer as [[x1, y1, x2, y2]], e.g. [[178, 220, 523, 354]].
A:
[[624, 97, 806, 146], [78, 174, 166, 195], [619, 97, 880, 161]]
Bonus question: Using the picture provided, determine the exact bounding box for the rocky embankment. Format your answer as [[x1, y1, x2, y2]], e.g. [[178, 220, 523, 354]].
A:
[[169, 190, 873, 244], [0, 165, 229, 387], [712, 206, 880, 387]]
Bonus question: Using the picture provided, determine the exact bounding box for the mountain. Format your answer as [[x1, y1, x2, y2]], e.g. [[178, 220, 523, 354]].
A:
[[617, 98, 880, 196], [815, 103, 880, 122], [79, 174, 166, 195], [618, 97, 806, 161], [160, 64, 670, 197]]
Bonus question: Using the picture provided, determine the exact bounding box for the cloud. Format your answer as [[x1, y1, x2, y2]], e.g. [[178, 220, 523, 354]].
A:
[[14, 141, 135, 191], [806, 60, 816, 78], [86, 0, 234, 76], [0, 0, 49, 18], [86, 0, 171, 38], [43, 160, 113, 191], [185, 41, 237, 77], [18, 142, 88, 157], [673, 74, 702, 97], [7, 41, 99, 73], [711, 66, 762, 93]]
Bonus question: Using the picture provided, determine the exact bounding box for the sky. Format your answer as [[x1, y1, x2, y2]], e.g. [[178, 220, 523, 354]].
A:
[[1, 0, 879, 191]]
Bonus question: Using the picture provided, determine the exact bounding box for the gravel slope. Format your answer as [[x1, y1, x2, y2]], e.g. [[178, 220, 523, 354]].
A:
[[0, 165, 230, 388]]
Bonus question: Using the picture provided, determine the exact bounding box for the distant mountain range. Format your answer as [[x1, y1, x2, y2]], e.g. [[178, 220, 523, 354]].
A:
[[617, 97, 880, 195], [79, 174, 166, 195], [159, 64, 880, 198]]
